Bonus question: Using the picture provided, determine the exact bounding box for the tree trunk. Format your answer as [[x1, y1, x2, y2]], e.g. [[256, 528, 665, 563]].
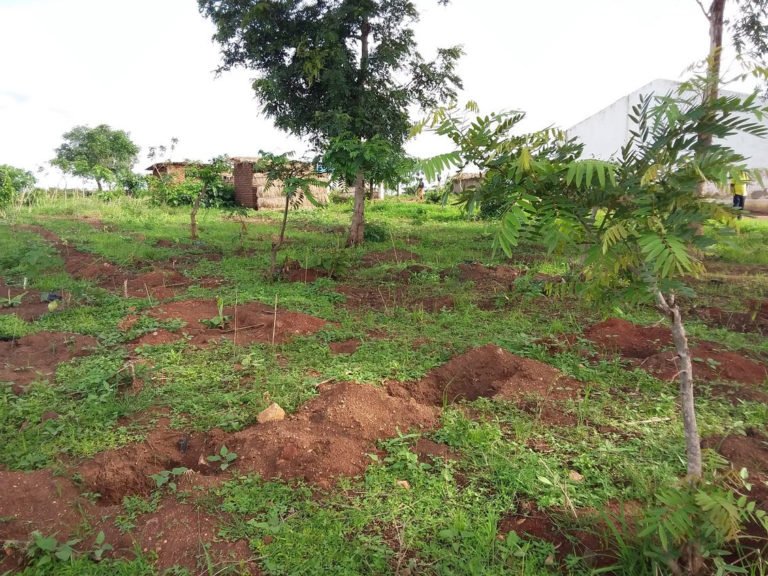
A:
[[190, 186, 206, 240], [96, 179, 103, 192], [656, 291, 702, 480], [270, 194, 291, 278], [701, 0, 726, 148], [347, 171, 366, 247]]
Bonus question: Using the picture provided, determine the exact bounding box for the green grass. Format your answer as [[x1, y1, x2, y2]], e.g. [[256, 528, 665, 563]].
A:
[[1, 195, 766, 575]]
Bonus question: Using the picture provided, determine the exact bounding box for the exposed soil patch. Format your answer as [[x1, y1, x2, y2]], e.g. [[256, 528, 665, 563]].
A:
[[584, 318, 672, 359], [80, 382, 439, 501], [639, 341, 767, 386], [361, 249, 420, 266], [497, 508, 611, 570], [455, 263, 522, 291], [0, 280, 52, 322], [24, 225, 220, 299], [693, 300, 768, 334], [329, 339, 361, 355], [280, 260, 332, 283], [103, 499, 259, 575], [143, 299, 327, 346], [0, 332, 97, 393], [703, 429, 768, 476], [388, 344, 582, 406], [412, 438, 458, 463], [336, 284, 454, 312], [386, 264, 432, 283]]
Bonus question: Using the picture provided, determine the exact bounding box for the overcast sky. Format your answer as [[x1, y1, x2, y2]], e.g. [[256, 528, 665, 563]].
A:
[[0, 0, 756, 187]]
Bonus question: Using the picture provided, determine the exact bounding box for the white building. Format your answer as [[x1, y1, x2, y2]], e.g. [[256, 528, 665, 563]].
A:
[[568, 79, 768, 211]]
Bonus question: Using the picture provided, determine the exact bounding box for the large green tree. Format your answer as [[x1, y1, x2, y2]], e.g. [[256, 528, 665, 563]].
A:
[[52, 124, 140, 191], [0, 164, 35, 207], [198, 0, 462, 245]]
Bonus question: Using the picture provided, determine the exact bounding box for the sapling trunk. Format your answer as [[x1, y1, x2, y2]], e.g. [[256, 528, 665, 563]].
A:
[[270, 194, 291, 278], [347, 171, 366, 247], [190, 185, 207, 240], [656, 290, 702, 480]]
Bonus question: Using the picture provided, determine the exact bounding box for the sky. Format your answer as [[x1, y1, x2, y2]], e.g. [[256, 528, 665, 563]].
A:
[[0, 0, 756, 188]]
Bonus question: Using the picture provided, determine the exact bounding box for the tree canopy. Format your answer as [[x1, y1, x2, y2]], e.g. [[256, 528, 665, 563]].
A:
[[198, 0, 463, 244], [51, 124, 140, 191], [0, 164, 36, 207]]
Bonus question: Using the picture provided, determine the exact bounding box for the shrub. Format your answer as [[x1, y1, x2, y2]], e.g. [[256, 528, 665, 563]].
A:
[[0, 164, 36, 207]]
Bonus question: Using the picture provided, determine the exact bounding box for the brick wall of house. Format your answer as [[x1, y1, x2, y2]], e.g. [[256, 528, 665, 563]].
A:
[[233, 161, 257, 209]]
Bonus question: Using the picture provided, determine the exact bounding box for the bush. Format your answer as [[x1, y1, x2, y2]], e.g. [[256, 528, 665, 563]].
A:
[[0, 164, 36, 207], [147, 176, 235, 208]]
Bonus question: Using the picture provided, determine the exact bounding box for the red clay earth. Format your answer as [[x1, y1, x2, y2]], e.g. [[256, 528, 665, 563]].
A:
[[329, 339, 361, 354], [693, 300, 768, 334], [0, 332, 97, 393], [336, 284, 455, 312], [133, 298, 327, 347], [456, 263, 522, 291], [2, 346, 589, 573], [0, 467, 257, 575], [0, 280, 51, 322], [360, 248, 421, 266], [22, 224, 221, 299], [584, 318, 767, 388]]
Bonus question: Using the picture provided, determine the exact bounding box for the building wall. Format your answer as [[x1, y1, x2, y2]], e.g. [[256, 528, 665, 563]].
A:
[[567, 79, 768, 211], [233, 161, 257, 209]]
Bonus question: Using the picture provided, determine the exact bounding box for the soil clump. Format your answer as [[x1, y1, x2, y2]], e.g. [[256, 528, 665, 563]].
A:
[[0, 332, 97, 393]]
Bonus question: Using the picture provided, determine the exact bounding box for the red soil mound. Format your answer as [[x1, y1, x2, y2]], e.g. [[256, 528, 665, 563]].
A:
[[0, 332, 97, 393], [80, 383, 438, 502], [640, 342, 767, 386], [584, 318, 672, 359], [329, 339, 361, 354], [694, 300, 768, 334], [361, 249, 420, 266], [141, 299, 327, 347], [0, 280, 51, 322], [456, 263, 522, 291], [389, 344, 581, 406], [703, 429, 768, 476], [335, 284, 454, 312]]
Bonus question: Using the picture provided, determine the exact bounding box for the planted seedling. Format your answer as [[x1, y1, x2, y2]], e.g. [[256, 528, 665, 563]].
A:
[[1, 290, 26, 308], [207, 445, 237, 471], [149, 467, 188, 492], [200, 296, 230, 329]]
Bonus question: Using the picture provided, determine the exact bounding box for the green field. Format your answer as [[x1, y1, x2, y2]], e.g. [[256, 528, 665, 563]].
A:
[[1, 196, 767, 575]]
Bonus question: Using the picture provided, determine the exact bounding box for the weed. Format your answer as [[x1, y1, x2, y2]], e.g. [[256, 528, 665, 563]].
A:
[[207, 445, 238, 471], [149, 467, 188, 492]]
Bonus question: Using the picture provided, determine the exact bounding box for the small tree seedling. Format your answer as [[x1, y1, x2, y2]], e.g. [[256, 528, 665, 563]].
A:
[[207, 445, 237, 471]]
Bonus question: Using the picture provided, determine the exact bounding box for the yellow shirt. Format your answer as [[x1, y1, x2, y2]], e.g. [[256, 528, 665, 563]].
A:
[[734, 171, 749, 196]]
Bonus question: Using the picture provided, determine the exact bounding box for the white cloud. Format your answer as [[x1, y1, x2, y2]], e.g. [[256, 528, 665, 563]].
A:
[[0, 0, 759, 186]]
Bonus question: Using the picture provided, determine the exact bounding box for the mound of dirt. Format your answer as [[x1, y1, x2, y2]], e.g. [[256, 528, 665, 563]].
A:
[[78, 420, 229, 504], [693, 301, 768, 334], [0, 469, 94, 543], [456, 263, 522, 290], [361, 249, 420, 266], [389, 344, 581, 406], [640, 341, 767, 386], [584, 318, 672, 358], [329, 339, 361, 354], [142, 299, 327, 347], [0, 332, 97, 393], [80, 382, 439, 501], [102, 499, 258, 575], [0, 280, 52, 322], [335, 284, 454, 312], [703, 430, 768, 475]]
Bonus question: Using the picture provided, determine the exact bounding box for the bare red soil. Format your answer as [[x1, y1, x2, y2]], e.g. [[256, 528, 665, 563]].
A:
[[388, 344, 582, 406], [23, 225, 221, 299], [693, 300, 768, 334], [0, 332, 97, 393], [456, 263, 522, 291], [329, 339, 361, 354], [336, 284, 455, 312], [361, 249, 420, 266], [0, 280, 51, 322], [136, 299, 327, 347], [583, 318, 767, 388]]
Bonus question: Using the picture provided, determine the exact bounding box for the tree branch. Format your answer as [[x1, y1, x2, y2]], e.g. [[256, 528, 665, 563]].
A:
[[694, 0, 711, 20]]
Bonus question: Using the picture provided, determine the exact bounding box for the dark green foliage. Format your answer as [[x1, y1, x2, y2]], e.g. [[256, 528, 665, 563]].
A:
[[51, 125, 140, 192], [147, 175, 234, 207], [0, 164, 36, 207]]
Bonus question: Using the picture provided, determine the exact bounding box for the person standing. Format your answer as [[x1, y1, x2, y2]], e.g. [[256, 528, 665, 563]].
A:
[[732, 170, 749, 211]]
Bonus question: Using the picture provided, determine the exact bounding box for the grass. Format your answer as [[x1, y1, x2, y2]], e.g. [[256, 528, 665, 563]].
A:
[[0, 196, 767, 575]]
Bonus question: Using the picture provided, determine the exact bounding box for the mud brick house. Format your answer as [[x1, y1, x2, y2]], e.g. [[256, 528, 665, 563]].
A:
[[145, 162, 198, 183], [232, 157, 328, 210]]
